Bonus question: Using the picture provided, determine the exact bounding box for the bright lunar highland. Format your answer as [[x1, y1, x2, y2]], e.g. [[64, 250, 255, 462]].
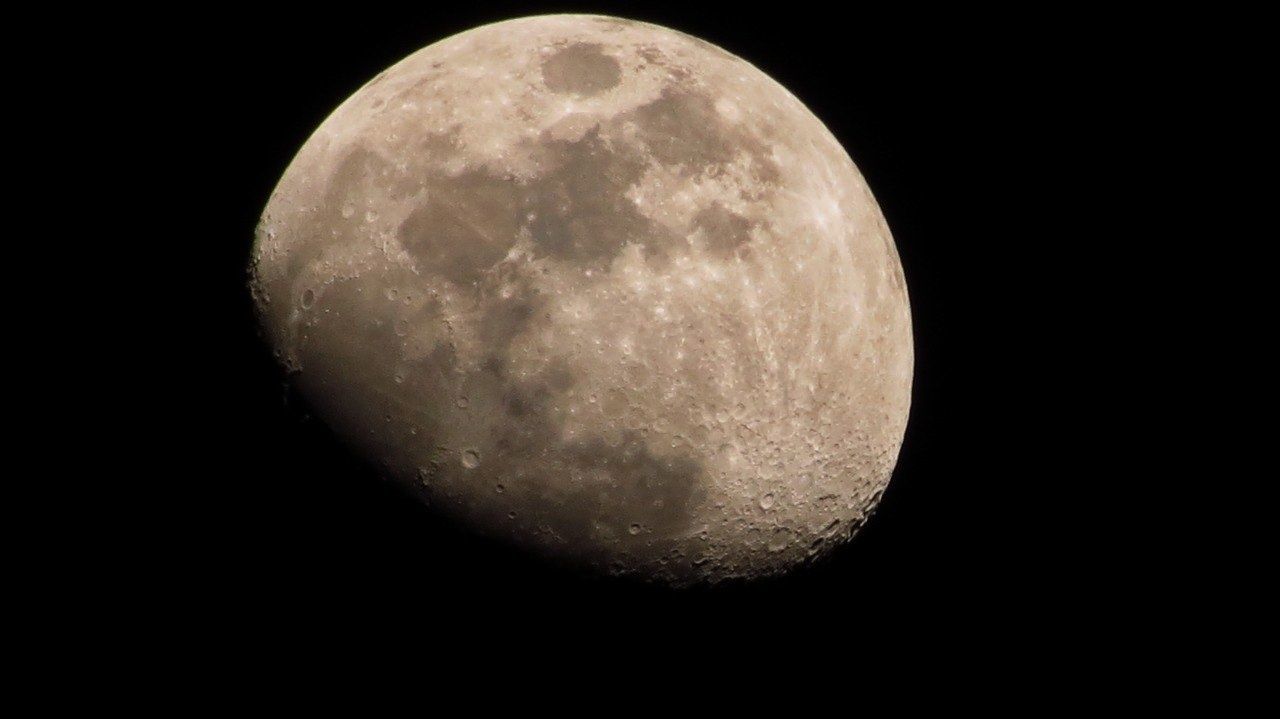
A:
[[251, 15, 913, 585]]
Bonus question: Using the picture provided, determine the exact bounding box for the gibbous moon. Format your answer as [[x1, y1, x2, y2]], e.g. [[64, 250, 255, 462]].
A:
[[251, 15, 912, 585]]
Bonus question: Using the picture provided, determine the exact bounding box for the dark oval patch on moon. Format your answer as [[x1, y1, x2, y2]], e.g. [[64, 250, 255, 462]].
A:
[[397, 168, 522, 286], [541, 43, 622, 96]]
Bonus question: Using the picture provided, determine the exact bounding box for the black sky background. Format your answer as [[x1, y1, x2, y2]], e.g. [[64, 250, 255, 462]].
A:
[[159, 2, 1121, 639]]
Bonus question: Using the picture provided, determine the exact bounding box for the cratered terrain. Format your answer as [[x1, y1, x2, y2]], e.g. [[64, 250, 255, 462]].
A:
[[250, 14, 913, 585]]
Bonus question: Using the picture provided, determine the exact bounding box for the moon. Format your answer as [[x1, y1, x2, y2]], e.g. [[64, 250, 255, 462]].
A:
[[250, 15, 912, 585]]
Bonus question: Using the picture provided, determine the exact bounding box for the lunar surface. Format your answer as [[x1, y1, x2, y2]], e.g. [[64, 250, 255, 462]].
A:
[[250, 15, 912, 585]]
